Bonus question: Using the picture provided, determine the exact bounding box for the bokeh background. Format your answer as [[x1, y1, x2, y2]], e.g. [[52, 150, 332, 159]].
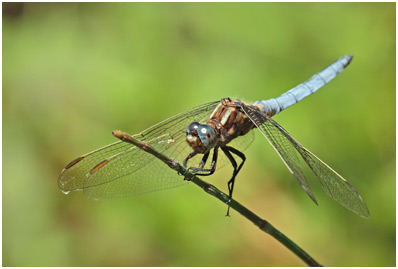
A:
[[3, 2, 395, 266]]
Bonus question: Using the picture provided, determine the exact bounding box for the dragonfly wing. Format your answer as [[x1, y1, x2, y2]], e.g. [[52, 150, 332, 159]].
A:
[[58, 140, 134, 191], [81, 101, 256, 199], [83, 147, 190, 199], [298, 146, 370, 218], [59, 101, 220, 199], [82, 131, 189, 199], [58, 137, 173, 197], [241, 105, 370, 218], [241, 105, 317, 204]]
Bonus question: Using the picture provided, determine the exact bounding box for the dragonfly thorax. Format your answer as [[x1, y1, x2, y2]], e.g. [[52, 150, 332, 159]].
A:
[[186, 121, 218, 153]]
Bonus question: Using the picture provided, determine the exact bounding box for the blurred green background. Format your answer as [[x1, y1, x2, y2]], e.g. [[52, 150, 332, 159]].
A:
[[3, 2, 395, 266]]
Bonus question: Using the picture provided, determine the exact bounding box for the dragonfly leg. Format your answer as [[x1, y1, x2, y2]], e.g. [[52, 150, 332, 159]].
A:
[[187, 151, 210, 175], [184, 147, 219, 181], [183, 151, 199, 180], [183, 151, 198, 168], [190, 147, 219, 176], [197, 146, 218, 176], [198, 151, 210, 169], [221, 146, 246, 216]]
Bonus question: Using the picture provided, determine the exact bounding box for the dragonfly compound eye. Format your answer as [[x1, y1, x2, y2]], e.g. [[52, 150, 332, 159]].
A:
[[197, 124, 217, 149], [187, 121, 200, 135]]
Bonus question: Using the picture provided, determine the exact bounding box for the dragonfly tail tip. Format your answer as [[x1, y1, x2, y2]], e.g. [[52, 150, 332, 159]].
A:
[[342, 55, 353, 67]]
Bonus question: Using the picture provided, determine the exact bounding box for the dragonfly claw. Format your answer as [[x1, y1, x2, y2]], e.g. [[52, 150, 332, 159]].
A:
[[183, 170, 195, 181]]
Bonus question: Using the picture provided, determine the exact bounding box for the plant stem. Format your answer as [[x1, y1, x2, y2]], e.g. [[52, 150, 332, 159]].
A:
[[113, 130, 322, 267]]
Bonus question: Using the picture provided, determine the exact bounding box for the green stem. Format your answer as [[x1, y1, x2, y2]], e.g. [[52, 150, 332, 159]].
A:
[[113, 130, 322, 267]]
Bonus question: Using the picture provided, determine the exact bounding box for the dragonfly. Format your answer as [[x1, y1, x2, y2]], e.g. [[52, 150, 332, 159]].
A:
[[58, 55, 370, 218]]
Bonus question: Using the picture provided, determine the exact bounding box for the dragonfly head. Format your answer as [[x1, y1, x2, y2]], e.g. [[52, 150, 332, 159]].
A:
[[186, 121, 218, 153]]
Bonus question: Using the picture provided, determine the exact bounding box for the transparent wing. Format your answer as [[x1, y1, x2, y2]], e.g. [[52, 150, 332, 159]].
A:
[[59, 101, 219, 198], [58, 100, 255, 200], [241, 105, 370, 218], [58, 140, 133, 191]]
